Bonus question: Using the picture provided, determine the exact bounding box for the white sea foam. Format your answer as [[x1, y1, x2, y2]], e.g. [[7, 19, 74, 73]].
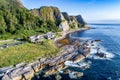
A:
[[80, 37, 92, 40], [88, 42, 115, 60], [64, 61, 79, 67], [64, 60, 91, 70], [69, 72, 76, 79], [58, 70, 64, 73]]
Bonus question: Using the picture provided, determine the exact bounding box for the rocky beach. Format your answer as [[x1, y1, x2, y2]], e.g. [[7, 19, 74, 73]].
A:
[[0, 28, 93, 80]]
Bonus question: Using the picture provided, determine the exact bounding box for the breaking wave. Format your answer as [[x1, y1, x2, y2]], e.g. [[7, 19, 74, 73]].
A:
[[88, 42, 115, 60]]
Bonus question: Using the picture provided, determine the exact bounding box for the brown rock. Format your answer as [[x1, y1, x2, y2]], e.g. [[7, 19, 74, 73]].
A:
[[55, 74, 62, 80], [45, 64, 65, 75], [7, 67, 23, 80], [11, 75, 22, 80], [73, 54, 85, 62], [63, 69, 71, 74], [23, 70, 34, 80], [31, 62, 41, 72], [74, 72, 83, 78], [82, 64, 90, 69], [2, 74, 11, 80]]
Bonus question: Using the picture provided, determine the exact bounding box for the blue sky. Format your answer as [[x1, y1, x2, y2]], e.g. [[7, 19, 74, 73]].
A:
[[21, 0, 120, 22]]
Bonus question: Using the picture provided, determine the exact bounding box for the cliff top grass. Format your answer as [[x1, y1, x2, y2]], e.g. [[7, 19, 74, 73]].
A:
[[0, 40, 59, 67]]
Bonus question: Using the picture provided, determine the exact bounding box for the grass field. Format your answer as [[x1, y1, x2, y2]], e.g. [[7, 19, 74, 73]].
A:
[[0, 40, 59, 67]]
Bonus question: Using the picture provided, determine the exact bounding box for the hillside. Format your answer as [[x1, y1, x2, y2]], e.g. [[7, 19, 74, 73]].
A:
[[31, 6, 61, 22], [31, 7, 86, 30], [0, 0, 86, 39], [31, 6, 70, 31]]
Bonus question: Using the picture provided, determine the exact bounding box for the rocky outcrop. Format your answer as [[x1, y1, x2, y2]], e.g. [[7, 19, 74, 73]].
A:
[[69, 72, 84, 79]]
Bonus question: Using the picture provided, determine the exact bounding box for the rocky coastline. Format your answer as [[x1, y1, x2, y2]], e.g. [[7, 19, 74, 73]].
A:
[[0, 28, 91, 80]]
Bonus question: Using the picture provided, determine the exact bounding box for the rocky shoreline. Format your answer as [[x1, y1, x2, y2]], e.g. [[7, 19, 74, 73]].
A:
[[0, 28, 91, 80]]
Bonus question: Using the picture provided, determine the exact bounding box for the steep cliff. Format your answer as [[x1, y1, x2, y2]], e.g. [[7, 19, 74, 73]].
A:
[[59, 13, 69, 31], [69, 16, 79, 28], [62, 12, 70, 22], [31, 6, 87, 31], [62, 12, 86, 29], [75, 15, 86, 26], [31, 7, 70, 31]]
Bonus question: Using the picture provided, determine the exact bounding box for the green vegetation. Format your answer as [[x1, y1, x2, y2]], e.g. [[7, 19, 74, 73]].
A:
[[62, 20, 66, 23], [69, 24, 76, 29], [0, 0, 85, 40], [0, 0, 61, 39], [0, 40, 59, 67], [30, 6, 61, 23]]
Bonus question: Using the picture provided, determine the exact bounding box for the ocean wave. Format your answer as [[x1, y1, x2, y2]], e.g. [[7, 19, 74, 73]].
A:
[[64, 60, 91, 70], [64, 61, 79, 67], [80, 37, 92, 40], [88, 42, 115, 60]]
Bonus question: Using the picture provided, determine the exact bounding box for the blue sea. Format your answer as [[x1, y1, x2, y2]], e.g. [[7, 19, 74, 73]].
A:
[[33, 24, 120, 80], [71, 24, 120, 80]]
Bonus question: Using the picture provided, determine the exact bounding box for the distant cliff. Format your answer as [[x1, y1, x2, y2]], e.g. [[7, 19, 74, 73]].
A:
[[75, 15, 86, 26], [31, 7, 86, 31], [62, 12, 86, 28]]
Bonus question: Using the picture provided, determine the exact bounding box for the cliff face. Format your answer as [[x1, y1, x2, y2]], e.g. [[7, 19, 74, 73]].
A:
[[31, 7, 86, 31], [31, 6, 61, 22], [59, 13, 69, 31], [62, 12, 86, 29], [31, 7, 70, 31], [69, 16, 79, 29], [75, 15, 86, 26], [62, 12, 70, 22]]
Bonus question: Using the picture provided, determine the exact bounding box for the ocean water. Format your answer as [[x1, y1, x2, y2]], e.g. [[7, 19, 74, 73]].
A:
[[32, 24, 120, 80], [70, 24, 120, 80]]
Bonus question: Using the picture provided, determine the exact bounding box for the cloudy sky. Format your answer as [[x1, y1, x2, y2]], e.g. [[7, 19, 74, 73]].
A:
[[21, 0, 120, 22]]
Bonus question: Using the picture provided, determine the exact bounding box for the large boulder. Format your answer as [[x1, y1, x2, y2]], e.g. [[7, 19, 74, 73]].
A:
[[69, 72, 84, 79]]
